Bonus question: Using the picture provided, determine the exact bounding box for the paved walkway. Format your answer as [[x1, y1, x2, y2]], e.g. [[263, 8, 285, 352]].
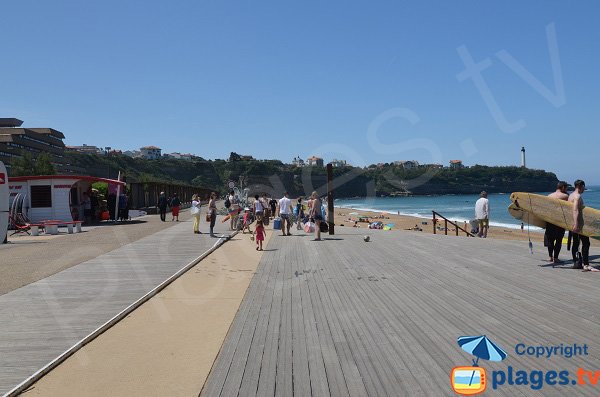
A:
[[0, 211, 194, 295], [202, 228, 600, 397], [0, 216, 229, 395]]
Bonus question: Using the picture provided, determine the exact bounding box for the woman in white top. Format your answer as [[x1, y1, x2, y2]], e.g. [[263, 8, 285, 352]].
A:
[[191, 194, 202, 234]]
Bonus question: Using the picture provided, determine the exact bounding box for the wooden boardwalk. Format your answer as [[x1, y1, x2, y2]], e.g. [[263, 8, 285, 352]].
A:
[[0, 218, 229, 395], [202, 229, 600, 397]]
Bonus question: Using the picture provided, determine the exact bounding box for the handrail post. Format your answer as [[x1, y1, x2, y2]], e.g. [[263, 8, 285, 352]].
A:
[[433, 210, 474, 237]]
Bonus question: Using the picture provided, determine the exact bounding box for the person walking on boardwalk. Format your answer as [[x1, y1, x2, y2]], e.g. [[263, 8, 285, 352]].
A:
[[545, 181, 569, 263], [227, 190, 240, 231], [191, 194, 202, 234], [310, 191, 323, 241], [253, 220, 265, 250], [158, 191, 168, 222], [569, 180, 591, 270], [475, 191, 489, 238], [261, 194, 271, 224], [269, 197, 277, 219], [253, 194, 265, 221], [277, 192, 294, 236], [208, 192, 218, 237], [295, 197, 304, 230], [170, 193, 181, 222], [241, 208, 253, 234]]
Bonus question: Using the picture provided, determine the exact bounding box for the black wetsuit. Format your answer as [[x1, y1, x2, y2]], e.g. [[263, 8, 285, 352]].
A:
[[545, 223, 565, 259], [572, 233, 590, 268]]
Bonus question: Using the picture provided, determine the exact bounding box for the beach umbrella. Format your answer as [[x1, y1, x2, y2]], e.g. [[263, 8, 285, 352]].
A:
[[458, 335, 507, 386], [458, 335, 507, 364]]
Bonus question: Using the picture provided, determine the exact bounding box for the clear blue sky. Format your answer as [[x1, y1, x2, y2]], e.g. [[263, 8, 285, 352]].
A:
[[2, 0, 599, 183]]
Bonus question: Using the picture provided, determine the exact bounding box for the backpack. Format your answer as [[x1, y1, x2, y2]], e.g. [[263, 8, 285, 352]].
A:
[[224, 197, 231, 208]]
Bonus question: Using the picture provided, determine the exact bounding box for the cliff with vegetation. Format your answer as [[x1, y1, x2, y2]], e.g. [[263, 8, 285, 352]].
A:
[[64, 152, 558, 197]]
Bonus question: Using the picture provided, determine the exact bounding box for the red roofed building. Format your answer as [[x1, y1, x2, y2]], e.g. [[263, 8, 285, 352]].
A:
[[449, 160, 464, 169], [307, 156, 324, 167]]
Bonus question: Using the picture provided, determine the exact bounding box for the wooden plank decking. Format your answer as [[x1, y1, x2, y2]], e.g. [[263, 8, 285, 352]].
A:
[[202, 228, 600, 397], [0, 219, 230, 395]]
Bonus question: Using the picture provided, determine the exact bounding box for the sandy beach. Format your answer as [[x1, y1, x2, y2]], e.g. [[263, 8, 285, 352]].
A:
[[333, 206, 545, 242]]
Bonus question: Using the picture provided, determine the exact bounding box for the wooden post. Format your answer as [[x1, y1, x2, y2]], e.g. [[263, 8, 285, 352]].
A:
[[327, 163, 334, 235], [432, 212, 436, 234], [444, 219, 448, 235], [114, 171, 121, 223]]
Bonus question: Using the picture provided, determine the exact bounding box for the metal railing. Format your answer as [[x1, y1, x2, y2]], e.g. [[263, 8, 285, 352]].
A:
[[432, 211, 474, 237]]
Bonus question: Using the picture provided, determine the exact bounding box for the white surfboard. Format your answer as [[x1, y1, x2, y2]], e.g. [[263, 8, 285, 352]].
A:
[[0, 162, 8, 243]]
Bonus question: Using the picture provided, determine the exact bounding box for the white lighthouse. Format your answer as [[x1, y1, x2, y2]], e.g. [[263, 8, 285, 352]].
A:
[[521, 146, 526, 168]]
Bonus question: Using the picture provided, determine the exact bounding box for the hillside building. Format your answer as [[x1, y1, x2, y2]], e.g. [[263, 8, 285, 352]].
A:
[[292, 156, 305, 167], [307, 156, 324, 167], [65, 144, 103, 155], [165, 152, 195, 161], [140, 146, 162, 160], [449, 160, 464, 169], [330, 159, 348, 168], [394, 160, 419, 170], [0, 118, 81, 173]]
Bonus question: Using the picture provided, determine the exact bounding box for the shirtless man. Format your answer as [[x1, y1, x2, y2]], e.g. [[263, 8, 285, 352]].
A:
[[545, 181, 569, 263], [569, 180, 590, 270]]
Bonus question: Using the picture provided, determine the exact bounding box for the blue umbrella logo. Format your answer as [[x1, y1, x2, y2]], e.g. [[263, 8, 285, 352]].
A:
[[457, 335, 508, 387]]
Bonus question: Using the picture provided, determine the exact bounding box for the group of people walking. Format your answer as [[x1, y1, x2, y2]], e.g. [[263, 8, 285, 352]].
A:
[[158, 189, 328, 246], [157, 192, 182, 222], [474, 181, 592, 270], [250, 191, 325, 241], [231, 190, 328, 248], [544, 180, 591, 270]]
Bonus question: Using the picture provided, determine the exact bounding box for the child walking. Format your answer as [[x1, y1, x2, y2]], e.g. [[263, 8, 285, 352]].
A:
[[253, 220, 265, 251], [242, 208, 253, 234]]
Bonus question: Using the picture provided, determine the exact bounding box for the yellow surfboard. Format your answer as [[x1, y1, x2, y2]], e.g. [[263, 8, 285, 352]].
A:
[[510, 192, 600, 240], [507, 203, 547, 229]]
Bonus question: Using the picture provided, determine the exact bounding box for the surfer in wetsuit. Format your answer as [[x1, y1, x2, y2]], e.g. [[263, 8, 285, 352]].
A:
[[569, 179, 591, 270], [545, 181, 569, 263]]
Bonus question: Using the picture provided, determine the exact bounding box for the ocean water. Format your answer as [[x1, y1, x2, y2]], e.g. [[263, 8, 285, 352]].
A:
[[335, 187, 600, 230]]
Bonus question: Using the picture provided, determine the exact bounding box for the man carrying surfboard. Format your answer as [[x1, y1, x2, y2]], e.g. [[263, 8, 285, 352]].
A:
[[545, 181, 569, 263], [569, 180, 590, 270]]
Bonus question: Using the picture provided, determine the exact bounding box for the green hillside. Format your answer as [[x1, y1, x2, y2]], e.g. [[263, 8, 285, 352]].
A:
[[64, 152, 559, 197]]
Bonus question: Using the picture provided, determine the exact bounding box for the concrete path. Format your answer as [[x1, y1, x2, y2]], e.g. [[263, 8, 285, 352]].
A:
[[0, 216, 229, 395], [202, 228, 600, 397]]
